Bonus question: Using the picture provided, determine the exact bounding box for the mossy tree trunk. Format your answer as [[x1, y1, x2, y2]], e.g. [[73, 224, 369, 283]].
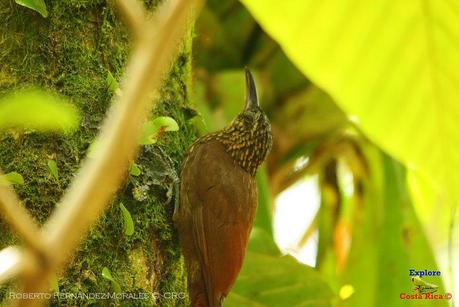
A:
[[0, 1, 194, 305]]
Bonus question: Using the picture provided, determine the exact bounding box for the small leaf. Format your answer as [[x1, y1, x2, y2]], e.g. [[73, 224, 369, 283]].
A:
[[106, 71, 119, 92], [47, 159, 59, 180], [140, 116, 179, 145], [15, 0, 48, 17], [153, 116, 179, 132], [0, 172, 24, 186], [0, 89, 80, 134], [101, 267, 113, 280], [101, 267, 122, 293], [129, 162, 141, 177], [119, 203, 134, 236]]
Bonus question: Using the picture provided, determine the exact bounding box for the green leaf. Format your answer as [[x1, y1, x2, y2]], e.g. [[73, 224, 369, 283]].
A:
[[0, 172, 24, 186], [47, 159, 59, 180], [101, 267, 122, 293], [0, 89, 80, 134], [240, 0, 459, 204], [407, 170, 456, 246], [15, 0, 48, 17], [226, 228, 334, 306], [119, 202, 134, 236], [246, 228, 279, 256], [254, 167, 273, 238], [129, 162, 141, 177], [106, 71, 119, 92], [101, 267, 112, 280], [101, 267, 113, 280], [140, 116, 179, 145]]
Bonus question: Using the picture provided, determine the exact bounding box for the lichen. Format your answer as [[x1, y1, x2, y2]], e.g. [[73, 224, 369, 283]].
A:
[[0, 0, 194, 305]]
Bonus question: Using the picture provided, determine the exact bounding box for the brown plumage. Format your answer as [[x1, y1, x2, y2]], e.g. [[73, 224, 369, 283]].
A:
[[174, 68, 272, 307]]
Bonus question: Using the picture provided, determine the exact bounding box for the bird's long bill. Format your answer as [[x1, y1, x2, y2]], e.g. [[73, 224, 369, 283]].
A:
[[244, 67, 259, 110]]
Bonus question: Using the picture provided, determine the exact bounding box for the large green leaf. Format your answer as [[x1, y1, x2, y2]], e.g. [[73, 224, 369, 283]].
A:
[[225, 228, 334, 307], [240, 0, 459, 203], [0, 89, 80, 133]]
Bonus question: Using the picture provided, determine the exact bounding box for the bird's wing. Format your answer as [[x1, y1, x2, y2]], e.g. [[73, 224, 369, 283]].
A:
[[189, 140, 257, 306], [192, 205, 215, 307]]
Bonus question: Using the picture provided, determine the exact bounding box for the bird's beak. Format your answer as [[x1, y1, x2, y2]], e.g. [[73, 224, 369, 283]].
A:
[[244, 67, 259, 110]]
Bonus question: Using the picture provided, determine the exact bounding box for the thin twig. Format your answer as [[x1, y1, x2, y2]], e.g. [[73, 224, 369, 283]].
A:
[[0, 170, 46, 256], [115, 0, 146, 39]]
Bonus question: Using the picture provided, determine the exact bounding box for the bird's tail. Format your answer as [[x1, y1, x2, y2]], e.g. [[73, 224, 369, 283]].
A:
[[190, 291, 222, 307], [189, 272, 222, 307]]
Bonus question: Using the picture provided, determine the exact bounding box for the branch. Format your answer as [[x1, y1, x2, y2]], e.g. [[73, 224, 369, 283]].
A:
[[115, 0, 146, 39], [0, 247, 39, 285], [0, 171, 46, 256]]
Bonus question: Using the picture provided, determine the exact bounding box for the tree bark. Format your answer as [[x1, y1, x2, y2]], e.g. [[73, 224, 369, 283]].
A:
[[0, 1, 194, 305]]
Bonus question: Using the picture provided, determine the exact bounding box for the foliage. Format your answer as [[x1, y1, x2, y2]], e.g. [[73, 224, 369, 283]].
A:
[[240, 0, 459, 206], [226, 228, 334, 306], [140, 116, 180, 145], [0, 171, 24, 185], [0, 89, 80, 133], [129, 162, 141, 177], [15, 0, 48, 17], [193, 1, 454, 306], [101, 267, 122, 293], [335, 148, 445, 307], [47, 159, 59, 180], [119, 202, 135, 237]]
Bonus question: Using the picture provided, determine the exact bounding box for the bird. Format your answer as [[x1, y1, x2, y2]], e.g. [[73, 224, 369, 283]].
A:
[[174, 67, 272, 307]]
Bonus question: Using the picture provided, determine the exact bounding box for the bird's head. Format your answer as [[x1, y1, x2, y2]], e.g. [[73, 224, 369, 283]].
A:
[[220, 68, 273, 175]]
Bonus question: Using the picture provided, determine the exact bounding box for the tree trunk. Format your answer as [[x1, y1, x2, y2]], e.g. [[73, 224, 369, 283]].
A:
[[0, 1, 194, 305]]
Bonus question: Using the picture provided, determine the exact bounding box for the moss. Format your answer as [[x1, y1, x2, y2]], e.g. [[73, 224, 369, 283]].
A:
[[0, 0, 194, 305]]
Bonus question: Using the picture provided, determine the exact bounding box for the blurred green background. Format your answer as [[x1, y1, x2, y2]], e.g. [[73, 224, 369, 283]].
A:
[[191, 0, 458, 306]]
